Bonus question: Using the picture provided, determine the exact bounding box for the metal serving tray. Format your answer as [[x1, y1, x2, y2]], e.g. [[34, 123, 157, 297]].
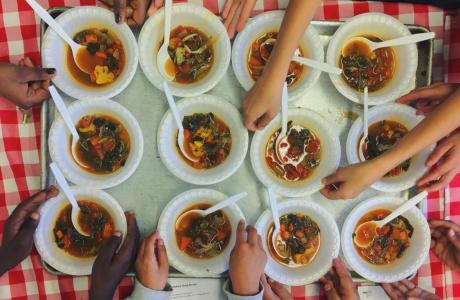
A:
[[39, 7, 432, 281]]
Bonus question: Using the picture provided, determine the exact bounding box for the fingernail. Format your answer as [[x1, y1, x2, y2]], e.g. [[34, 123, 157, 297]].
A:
[[267, 278, 274, 284], [30, 212, 40, 220], [126, 210, 135, 216], [158, 238, 164, 246], [449, 229, 455, 237], [115, 13, 121, 23], [47, 185, 57, 192], [44, 68, 56, 74], [113, 231, 122, 237]]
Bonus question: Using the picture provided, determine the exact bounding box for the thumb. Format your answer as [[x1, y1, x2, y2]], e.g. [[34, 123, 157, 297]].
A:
[[20, 67, 55, 82], [447, 229, 460, 250], [15, 212, 40, 240]]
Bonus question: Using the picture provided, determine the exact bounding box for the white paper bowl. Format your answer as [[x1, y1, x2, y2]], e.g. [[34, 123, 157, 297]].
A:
[[158, 189, 245, 276], [346, 103, 433, 192], [157, 95, 248, 185], [326, 13, 417, 105], [34, 187, 127, 275], [255, 199, 340, 286], [41, 7, 138, 100], [341, 195, 430, 283], [250, 108, 340, 197], [232, 11, 323, 102], [49, 99, 144, 189], [138, 3, 231, 97]]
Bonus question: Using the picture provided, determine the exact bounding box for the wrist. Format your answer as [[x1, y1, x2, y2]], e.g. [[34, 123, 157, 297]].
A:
[[231, 279, 259, 296], [89, 283, 116, 300], [0, 249, 11, 277]]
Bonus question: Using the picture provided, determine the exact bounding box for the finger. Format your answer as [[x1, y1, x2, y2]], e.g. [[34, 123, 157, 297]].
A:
[[381, 283, 403, 299], [223, 0, 239, 30], [429, 219, 460, 232], [222, 0, 234, 18], [18, 58, 25, 66], [256, 113, 275, 130], [227, 2, 242, 39], [236, 0, 256, 32], [130, 0, 147, 27], [396, 85, 444, 104], [447, 228, 460, 250], [23, 57, 34, 68], [147, 0, 164, 17], [137, 238, 146, 260], [417, 160, 453, 186], [392, 281, 409, 294], [95, 231, 122, 266], [246, 225, 259, 245], [143, 230, 160, 261], [399, 279, 416, 290], [332, 258, 354, 290], [157, 237, 169, 269], [269, 280, 292, 299], [321, 171, 342, 186], [19, 67, 56, 82], [235, 219, 246, 245], [426, 140, 453, 167], [421, 169, 456, 192], [114, 212, 140, 264], [15, 212, 40, 241], [114, 0, 127, 23], [97, 1, 113, 10], [319, 276, 334, 292], [98, 0, 115, 6]]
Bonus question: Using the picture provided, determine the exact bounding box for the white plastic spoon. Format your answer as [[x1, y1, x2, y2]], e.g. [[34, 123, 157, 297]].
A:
[[157, 0, 175, 81], [49, 162, 90, 236], [275, 82, 289, 162], [353, 191, 428, 248], [25, 0, 94, 75], [292, 56, 342, 75], [175, 192, 248, 230], [358, 86, 369, 162], [163, 81, 198, 162], [267, 187, 288, 259], [342, 32, 435, 57], [49, 86, 88, 169]]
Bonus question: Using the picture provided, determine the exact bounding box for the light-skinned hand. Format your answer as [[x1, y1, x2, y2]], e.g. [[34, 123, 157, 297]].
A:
[[429, 219, 460, 273], [261, 275, 292, 300], [0, 58, 55, 109], [0, 186, 59, 276], [319, 258, 359, 300], [90, 212, 140, 300], [396, 83, 459, 116], [135, 230, 169, 291], [97, 0, 154, 27], [382, 280, 440, 300], [229, 220, 267, 296], [222, 0, 256, 38]]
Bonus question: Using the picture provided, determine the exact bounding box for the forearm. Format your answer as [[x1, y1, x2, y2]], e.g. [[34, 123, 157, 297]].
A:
[[263, 0, 321, 81]]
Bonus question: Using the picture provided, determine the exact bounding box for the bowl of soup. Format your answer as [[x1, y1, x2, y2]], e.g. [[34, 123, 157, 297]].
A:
[[34, 187, 127, 275], [232, 11, 323, 102], [326, 13, 418, 105], [157, 95, 248, 185], [250, 108, 340, 197], [49, 99, 143, 189], [255, 199, 340, 286], [346, 103, 434, 192], [138, 3, 231, 97], [158, 189, 245, 276], [341, 195, 430, 283], [41, 6, 138, 100]]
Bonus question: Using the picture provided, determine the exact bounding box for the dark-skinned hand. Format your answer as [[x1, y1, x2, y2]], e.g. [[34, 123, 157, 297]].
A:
[[89, 212, 140, 300], [319, 258, 359, 300], [261, 275, 293, 300], [0, 58, 55, 109], [429, 219, 460, 273], [0, 186, 59, 276], [97, 0, 163, 27], [382, 279, 441, 300]]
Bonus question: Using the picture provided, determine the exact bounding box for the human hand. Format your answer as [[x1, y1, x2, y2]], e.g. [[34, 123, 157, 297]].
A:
[[90, 212, 140, 300], [417, 130, 460, 192], [429, 219, 460, 273], [222, 0, 256, 38], [319, 258, 359, 300], [261, 275, 292, 300], [382, 279, 440, 300], [0, 186, 59, 276], [396, 83, 459, 116], [135, 230, 169, 291], [0, 58, 55, 109], [229, 220, 267, 296], [97, 0, 153, 27], [320, 160, 383, 200]]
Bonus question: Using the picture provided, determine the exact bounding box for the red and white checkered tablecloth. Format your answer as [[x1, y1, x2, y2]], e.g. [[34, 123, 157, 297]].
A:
[[0, 0, 459, 299]]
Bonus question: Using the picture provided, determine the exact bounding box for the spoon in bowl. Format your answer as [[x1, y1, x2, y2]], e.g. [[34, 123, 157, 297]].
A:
[[267, 187, 289, 259], [175, 191, 248, 230], [353, 191, 428, 248], [358, 86, 369, 162], [163, 81, 198, 162], [49, 86, 89, 169], [274, 82, 289, 163], [292, 56, 342, 75], [342, 32, 435, 57], [157, 0, 175, 81], [25, 0, 95, 75], [49, 162, 90, 237]]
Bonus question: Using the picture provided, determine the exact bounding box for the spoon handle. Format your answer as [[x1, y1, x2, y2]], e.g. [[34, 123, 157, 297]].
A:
[[363, 86, 369, 138], [25, 0, 76, 47], [380, 191, 428, 226], [49, 86, 79, 139], [375, 32, 435, 50], [204, 192, 248, 215], [267, 187, 280, 231], [162, 81, 184, 133], [280, 82, 288, 136], [292, 56, 342, 75], [49, 162, 79, 210], [164, 0, 172, 43]]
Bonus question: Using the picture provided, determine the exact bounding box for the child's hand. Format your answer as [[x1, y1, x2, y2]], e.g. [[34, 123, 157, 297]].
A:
[[429, 220, 460, 273], [229, 220, 267, 296], [222, 0, 256, 38], [320, 161, 383, 200], [319, 258, 359, 300], [382, 280, 440, 300], [396, 83, 459, 116], [417, 130, 460, 192], [97, 0, 150, 27], [261, 275, 293, 300], [135, 230, 169, 291]]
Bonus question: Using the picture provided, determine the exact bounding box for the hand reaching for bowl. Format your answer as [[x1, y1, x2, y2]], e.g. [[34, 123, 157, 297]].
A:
[[90, 212, 140, 300], [261, 275, 293, 300], [319, 258, 359, 300], [382, 280, 440, 300], [0, 58, 55, 109], [429, 219, 460, 273], [229, 220, 267, 296], [417, 130, 460, 192], [97, 0, 161, 27], [397, 83, 459, 116], [0, 186, 59, 276], [222, 0, 256, 39], [135, 230, 169, 291]]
